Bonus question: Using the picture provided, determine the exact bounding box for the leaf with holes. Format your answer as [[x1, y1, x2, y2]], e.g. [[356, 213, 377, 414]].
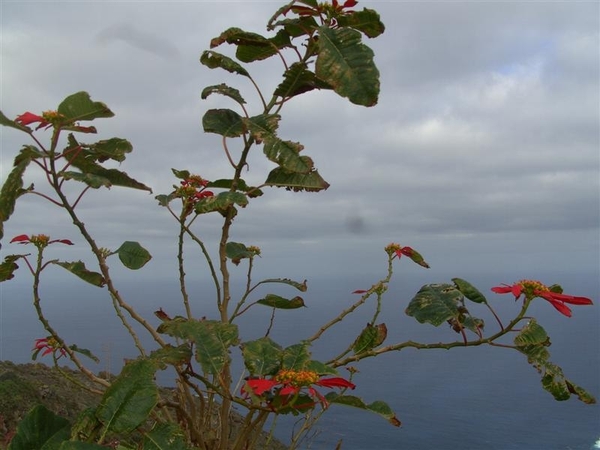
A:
[[405, 284, 464, 327]]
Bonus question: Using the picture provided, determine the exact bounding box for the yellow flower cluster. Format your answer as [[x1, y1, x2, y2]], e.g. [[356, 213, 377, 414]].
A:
[[518, 279, 549, 292], [41, 110, 65, 123], [384, 242, 401, 255], [275, 369, 320, 387], [30, 234, 50, 248]]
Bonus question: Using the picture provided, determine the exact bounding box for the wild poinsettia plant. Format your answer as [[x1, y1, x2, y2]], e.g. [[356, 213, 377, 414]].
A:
[[0, 1, 595, 449]]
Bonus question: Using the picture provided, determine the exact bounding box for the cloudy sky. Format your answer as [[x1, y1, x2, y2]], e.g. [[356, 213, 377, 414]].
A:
[[1, 1, 598, 284]]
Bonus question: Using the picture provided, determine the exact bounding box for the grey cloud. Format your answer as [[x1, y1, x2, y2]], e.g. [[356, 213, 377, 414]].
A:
[[95, 23, 180, 60], [1, 1, 598, 278]]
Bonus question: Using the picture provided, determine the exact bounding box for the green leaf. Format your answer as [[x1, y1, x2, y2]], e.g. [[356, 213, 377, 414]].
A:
[[461, 316, 484, 334], [149, 345, 193, 369], [143, 423, 192, 450], [116, 241, 152, 270], [305, 360, 338, 376], [171, 168, 191, 180], [265, 167, 330, 192], [282, 342, 311, 370], [324, 394, 401, 427], [336, 8, 386, 38], [201, 83, 246, 105], [241, 336, 282, 376], [63, 134, 151, 192], [7, 405, 70, 450], [257, 278, 308, 292], [263, 138, 314, 174], [257, 294, 306, 309], [516, 321, 596, 404], [0, 149, 33, 244], [452, 278, 487, 304], [0, 110, 31, 132], [236, 29, 292, 63], [225, 241, 254, 263], [206, 178, 264, 198], [514, 319, 550, 347], [200, 51, 250, 77], [352, 323, 387, 354], [158, 319, 239, 374], [155, 193, 176, 207], [96, 359, 158, 434], [405, 284, 464, 326], [69, 344, 100, 363], [0, 254, 21, 281], [275, 62, 332, 99], [57, 92, 114, 123], [68, 409, 102, 447], [194, 191, 248, 215], [83, 138, 133, 163], [245, 113, 280, 141], [60, 171, 112, 189], [59, 443, 107, 450], [53, 261, 106, 287], [316, 26, 380, 106], [202, 108, 246, 137], [268, 15, 319, 38]]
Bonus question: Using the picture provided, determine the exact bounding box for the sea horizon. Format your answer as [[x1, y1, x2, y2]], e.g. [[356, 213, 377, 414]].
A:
[[1, 270, 598, 449]]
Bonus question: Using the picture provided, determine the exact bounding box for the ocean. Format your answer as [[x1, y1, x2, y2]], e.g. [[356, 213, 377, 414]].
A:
[[1, 271, 598, 449]]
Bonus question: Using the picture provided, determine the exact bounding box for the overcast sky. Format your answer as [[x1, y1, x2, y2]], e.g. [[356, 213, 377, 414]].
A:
[[1, 1, 598, 285]]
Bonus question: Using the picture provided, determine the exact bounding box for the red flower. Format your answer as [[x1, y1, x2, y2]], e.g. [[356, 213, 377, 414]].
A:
[[32, 337, 67, 360], [491, 280, 593, 317], [243, 368, 355, 411], [10, 234, 74, 247]]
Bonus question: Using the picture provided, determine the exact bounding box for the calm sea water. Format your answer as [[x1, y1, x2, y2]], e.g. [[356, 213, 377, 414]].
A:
[[1, 271, 598, 449]]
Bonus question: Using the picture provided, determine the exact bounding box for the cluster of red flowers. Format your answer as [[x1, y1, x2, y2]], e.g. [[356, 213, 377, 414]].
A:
[[243, 368, 355, 412], [491, 280, 593, 317], [177, 176, 214, 203]]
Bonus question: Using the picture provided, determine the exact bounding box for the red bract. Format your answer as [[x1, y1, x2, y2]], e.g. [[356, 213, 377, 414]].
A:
[[15, 112, 52, 130], [10, 234, 30, 244], [491, 280, 593, 317], [243, 369, 355, 411], [15, 112, 48, 127]]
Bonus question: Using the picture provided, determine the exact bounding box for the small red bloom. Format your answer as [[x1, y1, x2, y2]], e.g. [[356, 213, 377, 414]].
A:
[[388, 243, 430, 269], [332, 0, 358, 11], [491, 280, 593, 317], [32, 337, 67, 360], [10, 234, 73, 247]]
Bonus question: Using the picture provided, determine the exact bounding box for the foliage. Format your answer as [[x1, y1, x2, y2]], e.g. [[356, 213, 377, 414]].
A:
[[0, 1, 595, 449]]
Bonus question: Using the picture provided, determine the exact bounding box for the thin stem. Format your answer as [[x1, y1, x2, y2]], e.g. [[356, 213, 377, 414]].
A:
[[309, 254, 395, 343], [178, 220, 193, 319], [31, 248, 109, 388], [329, 299, 532, 367], [47, 150, 167, 351], [179, 218, 222, 312]]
